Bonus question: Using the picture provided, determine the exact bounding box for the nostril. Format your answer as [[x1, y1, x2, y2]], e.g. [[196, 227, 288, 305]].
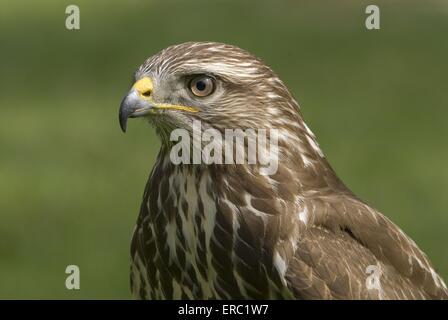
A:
[[141, 90, 151, 97]]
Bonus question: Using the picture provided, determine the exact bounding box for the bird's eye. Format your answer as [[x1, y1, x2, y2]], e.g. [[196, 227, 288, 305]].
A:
[[189, 76, 215, 97]]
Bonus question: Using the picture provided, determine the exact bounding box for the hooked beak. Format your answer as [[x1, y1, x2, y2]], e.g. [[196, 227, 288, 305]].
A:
[[119, 77, 199, 133], [119, 90, 154, 132]]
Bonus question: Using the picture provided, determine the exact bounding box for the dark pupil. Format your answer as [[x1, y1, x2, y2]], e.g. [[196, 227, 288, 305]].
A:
[[196, 80, 207, 91]]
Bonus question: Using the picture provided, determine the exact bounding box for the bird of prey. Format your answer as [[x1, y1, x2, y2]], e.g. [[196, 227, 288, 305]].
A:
[[119, 42, 447, 299]]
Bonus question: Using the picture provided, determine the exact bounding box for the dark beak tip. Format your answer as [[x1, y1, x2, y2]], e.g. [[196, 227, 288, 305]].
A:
[[119, 115, 128, 133], [119, 100, 129, 133]]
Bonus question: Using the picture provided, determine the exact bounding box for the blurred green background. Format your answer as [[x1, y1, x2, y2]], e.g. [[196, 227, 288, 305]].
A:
[[0, 0, 447, 299]]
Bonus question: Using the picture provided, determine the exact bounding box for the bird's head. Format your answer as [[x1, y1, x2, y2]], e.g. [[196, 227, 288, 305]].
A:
[[119, 42, 303, 143]]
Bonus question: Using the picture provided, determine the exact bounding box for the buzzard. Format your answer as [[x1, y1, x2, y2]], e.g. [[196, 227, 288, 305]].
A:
[[119, 42, 447, 299]]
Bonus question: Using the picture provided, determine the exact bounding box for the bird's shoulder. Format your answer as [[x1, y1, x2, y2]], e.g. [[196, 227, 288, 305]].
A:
[[285, 194, 448, 299]]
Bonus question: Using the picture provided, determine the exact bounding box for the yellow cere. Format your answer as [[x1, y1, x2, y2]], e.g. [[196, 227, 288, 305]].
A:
[[133, 77, 199, 113], [133, 77, 153, 96]]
